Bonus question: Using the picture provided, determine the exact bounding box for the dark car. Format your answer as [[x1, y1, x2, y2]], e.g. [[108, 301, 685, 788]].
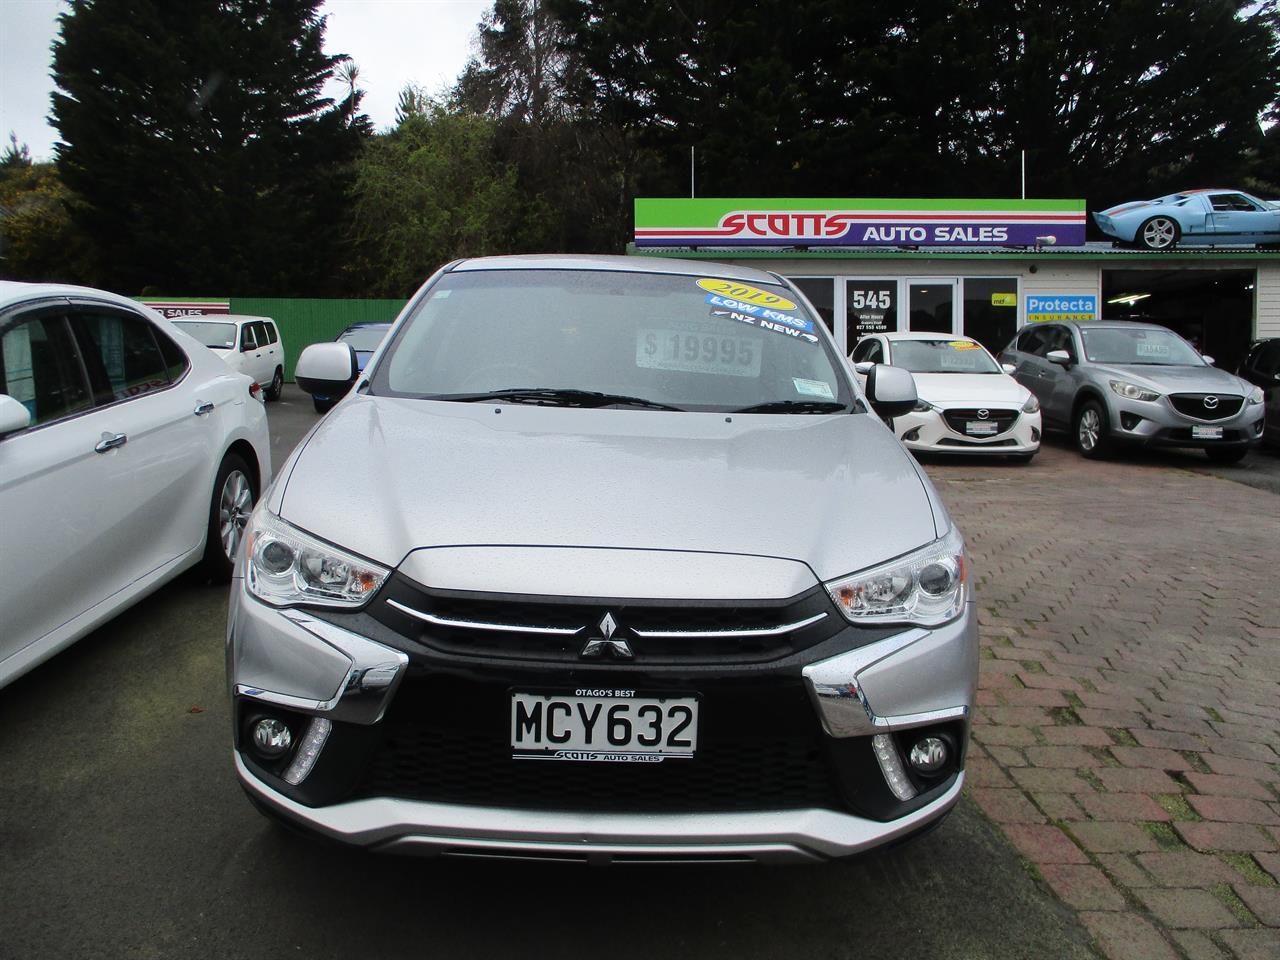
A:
[[1238, 338, 1280, 447], [311, 322, 392, 413]]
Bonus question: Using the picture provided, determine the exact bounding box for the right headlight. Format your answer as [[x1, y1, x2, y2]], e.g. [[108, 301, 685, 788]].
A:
[[1109, 379, 1161, 402], [912, 399, 938, 413], [1022, 393, 1040, 413], [1247, 386, 1264, 405], [245, 505, 389, 608], [825, 527, 967, 627]]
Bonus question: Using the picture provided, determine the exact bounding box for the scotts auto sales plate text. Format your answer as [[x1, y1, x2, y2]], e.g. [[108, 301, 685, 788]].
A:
[[510, 690, 699, 762]]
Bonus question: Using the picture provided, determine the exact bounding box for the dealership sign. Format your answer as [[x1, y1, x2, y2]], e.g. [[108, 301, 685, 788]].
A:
[[138, 298, 230, 318], [634, 198, 1087, 248], [1026, 295, 1097, 322]]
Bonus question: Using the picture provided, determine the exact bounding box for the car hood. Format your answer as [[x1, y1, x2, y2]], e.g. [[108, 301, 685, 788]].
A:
[[911, 372, 1028, 406], [1090, 363, 1249, 394], [277, 395, 942, 584]]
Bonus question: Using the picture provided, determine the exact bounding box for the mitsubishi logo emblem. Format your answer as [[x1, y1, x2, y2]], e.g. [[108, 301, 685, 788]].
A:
[[580, 612, 633, 660], [1203, 395, 1219, 409], [977, 409, 990, 419]]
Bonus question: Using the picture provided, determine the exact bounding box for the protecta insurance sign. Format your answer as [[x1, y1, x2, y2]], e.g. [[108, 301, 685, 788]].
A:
[[634, 198, 1087, 248]]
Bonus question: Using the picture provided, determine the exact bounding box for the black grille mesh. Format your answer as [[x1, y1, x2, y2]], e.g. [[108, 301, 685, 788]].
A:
[[942, 408, 1019, 436], [354, 677, 844, 813], [1169, 394, 1244, 421]]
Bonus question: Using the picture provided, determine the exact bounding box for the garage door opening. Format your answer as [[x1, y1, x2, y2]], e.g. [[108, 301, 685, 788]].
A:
[[1100, 269, 1255, 371]]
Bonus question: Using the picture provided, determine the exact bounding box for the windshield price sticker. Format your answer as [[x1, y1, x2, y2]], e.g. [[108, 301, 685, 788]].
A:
[[1135, 342, 1171, 358], [637, 327, 762, 377], [695, 278, 797, 311]]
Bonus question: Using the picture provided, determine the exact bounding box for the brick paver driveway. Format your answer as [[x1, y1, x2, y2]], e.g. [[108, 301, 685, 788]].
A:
[[924, 442, 1280, 960]]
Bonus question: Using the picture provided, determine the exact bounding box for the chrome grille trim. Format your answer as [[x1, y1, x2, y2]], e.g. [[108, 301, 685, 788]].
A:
[[631, 612, 828, 639], [385, 598, 582, 636]]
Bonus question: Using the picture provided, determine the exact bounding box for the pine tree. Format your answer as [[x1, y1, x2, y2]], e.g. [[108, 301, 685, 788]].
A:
[[51, 0, 369, 294]]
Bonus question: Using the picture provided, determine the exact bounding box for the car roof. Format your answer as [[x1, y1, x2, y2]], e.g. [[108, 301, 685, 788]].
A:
[[876, 332, 977, 342], [171, 314, 271, 323], [448, 253, 784, 286], [340, 321, 391, 330], [1060, 321, 1173, 333], [0, 280, 154, 315]]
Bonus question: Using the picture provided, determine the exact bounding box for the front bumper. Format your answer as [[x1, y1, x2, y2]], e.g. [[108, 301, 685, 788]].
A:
[[1105, 395, 1264, 449], [895, 407, 1040, 455], [228, 579, 977, 862]]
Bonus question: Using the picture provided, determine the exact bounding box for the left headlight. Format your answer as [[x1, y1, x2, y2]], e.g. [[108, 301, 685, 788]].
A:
[[825, 527, 967, 627], [1248, 386, 1264, 405], [245, 506, 388, 608]]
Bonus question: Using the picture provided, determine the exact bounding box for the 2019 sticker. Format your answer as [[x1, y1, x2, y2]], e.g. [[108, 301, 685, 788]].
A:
[[949, 341, 981, 350], [696, 278, 797, 311]]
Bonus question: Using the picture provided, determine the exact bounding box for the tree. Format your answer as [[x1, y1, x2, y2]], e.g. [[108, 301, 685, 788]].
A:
[[346, 102, 549, 296], [51, 0, 369, 295], [0, 157, 94, 282], [549, 0, 1278, 205]]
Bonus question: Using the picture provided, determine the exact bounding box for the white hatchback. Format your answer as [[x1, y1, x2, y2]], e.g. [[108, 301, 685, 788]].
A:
[[0, 282, 272, 688], [173, 314, 286, 401], [851, 332, 1042, 461]]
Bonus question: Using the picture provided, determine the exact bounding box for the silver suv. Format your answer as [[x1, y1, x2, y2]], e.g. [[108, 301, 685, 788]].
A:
[[1002, 321, 1265, 462], [227, 255, 976, 864]]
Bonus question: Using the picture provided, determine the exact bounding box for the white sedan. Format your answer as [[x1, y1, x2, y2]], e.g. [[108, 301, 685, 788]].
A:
[[0, 282, 272, 688], [851, 332, 1041, 461]]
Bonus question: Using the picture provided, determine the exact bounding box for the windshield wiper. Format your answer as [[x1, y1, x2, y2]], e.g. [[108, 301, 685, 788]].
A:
[[440, 387, 683, 411], [731, 400, 850, 414]]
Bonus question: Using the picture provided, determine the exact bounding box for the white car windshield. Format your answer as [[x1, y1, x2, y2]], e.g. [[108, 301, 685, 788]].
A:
[[891, 339, 1000, 374], [1081, 328, 1203, 366], [174, 320, 236, 349], [370, 269, 853, 413]]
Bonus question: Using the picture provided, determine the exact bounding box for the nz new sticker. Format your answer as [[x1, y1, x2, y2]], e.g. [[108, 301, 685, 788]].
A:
[[696, 278, 797, 311], [706, 294, 814, 332], [710, 305, 818, 344]]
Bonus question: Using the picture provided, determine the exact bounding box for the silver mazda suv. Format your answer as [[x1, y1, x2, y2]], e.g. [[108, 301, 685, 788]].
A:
[[1002, 321, 1265, 462], [227, 255, 977, 864]]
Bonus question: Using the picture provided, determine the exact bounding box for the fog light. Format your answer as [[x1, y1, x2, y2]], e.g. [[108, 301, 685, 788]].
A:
[[908, 736, 949, 774], [901, 427, 921, 442], [252, 717, 293, 757], [1031, 427, 1041, 442]]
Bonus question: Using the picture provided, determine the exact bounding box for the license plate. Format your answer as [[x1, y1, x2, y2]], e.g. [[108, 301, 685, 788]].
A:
[[965, 420, 999, 436], [1192, 425, 1223, 440], [510, 690, 699, 762]]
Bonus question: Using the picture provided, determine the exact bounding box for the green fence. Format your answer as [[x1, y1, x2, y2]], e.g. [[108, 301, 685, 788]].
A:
[[229, 298, 407, 381]]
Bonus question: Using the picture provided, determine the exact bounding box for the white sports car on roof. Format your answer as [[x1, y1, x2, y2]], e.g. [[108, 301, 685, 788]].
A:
[[851, 333, 1041, 461]]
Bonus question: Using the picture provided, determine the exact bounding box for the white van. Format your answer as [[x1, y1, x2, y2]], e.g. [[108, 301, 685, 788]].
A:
[[173, 315, 286, 400]]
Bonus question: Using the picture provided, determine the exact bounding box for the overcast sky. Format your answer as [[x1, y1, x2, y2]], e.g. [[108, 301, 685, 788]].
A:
[[0, 0, 491, 161]]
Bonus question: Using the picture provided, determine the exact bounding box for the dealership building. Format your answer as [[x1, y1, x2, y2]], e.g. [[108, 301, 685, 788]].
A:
[[629, 199, 1279, 371]]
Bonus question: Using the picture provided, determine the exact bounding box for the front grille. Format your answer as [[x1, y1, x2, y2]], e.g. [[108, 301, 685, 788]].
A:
[[942, 408, 1019, 436], [936, 437, 1018, 447], [354, 676, 844, 813], [370, 576, 842, 665], [1169, 394, 1244, 421]]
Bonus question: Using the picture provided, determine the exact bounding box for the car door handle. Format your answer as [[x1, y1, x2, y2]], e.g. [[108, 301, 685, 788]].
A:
[[94, 432, 127, 453], [194, 401, 215, 416]]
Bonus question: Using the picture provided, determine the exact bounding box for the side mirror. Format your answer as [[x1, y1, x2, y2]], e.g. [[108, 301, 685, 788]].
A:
[[853, 361, 875, 375], [1046, 349, 1071, 366], [295, 342, 358, 398], [1202, 355, 1215, 367], [0, 394, 32, 437], [1001, 362, 1017, 375], [865, 363, 917, 419]]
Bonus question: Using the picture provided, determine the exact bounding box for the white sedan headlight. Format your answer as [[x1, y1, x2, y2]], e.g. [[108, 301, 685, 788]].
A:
[[825, 528, 967, 627], [1109, 379, 1161, 402], [912, 398, 938, 413], [1022, 393, 1040, 413], [245, 506, 388, 608], [1248, 386, 1264, 405]]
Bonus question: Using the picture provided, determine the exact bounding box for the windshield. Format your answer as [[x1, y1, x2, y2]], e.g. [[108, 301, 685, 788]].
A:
[[1081, 327, 1203, 365], [339, 326, 390, 352], [173, 320, 236, 348], [890, 339, 1000, 374], [370, 269, 852, 412]]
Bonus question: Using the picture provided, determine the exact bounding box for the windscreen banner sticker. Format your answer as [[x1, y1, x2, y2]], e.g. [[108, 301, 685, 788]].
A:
[[949, 341, 981, 350], [710, 305, 819, 344], [705, 293, 814, 330], [695, 278, 797, 311], [792, 378, 835, 399], [637, 327, 762, 377]]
